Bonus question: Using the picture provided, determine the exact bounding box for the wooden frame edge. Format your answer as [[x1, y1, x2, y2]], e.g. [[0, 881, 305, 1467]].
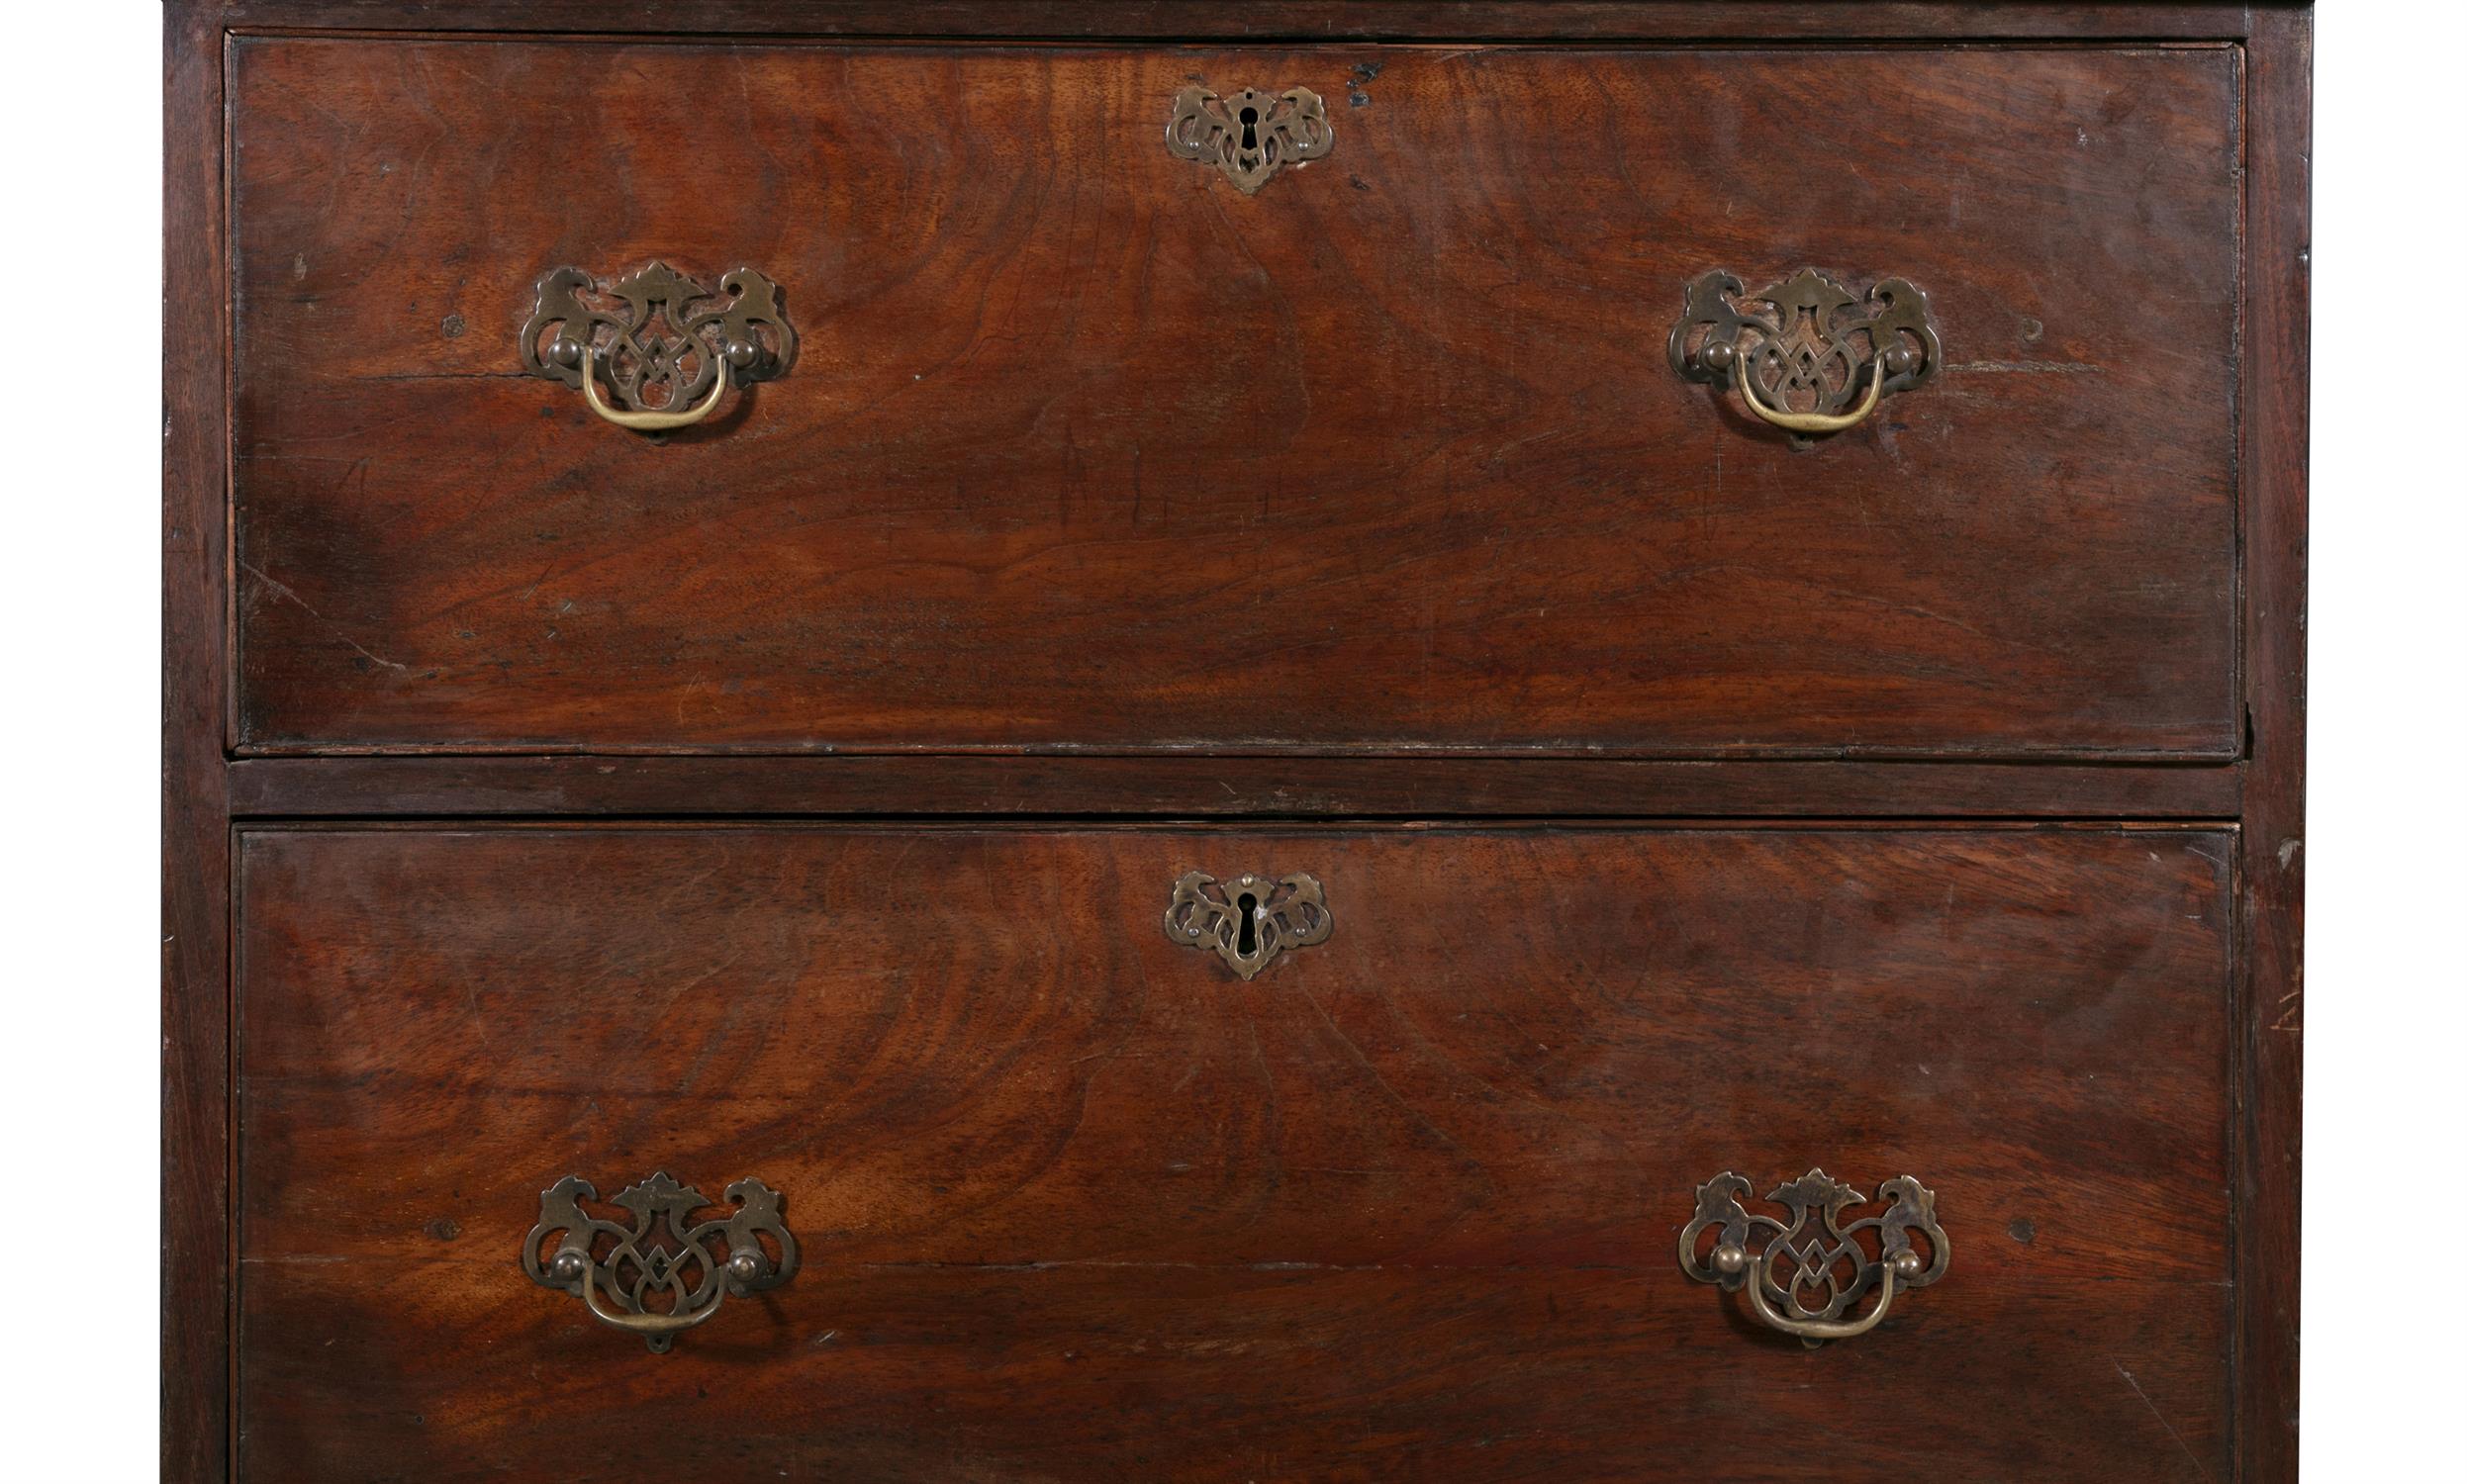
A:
[[163, 0, 233, 1479], [2232, 8, 2309, 1482]]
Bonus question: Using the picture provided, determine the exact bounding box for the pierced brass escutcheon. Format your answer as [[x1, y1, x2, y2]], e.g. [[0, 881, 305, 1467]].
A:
[[520, 262, 797, 431], [1164, 871, 1332, 979], [1668, 268, 1940, 436], [1679, 1168, 1948, 1346], [1165, 86, 1334, 193], [522, 1171, 798, 1352]]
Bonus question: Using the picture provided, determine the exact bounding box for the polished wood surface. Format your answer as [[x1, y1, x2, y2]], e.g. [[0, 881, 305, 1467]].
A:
[[237, 824, 2232, 1482], [230, 40, 2239, 758]]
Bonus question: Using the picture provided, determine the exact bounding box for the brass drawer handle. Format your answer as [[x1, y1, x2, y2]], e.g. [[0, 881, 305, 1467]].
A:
[[1164, 870, 1332, 979], [522, 1171, 798, 1352], [521, 262, 797, 431], [1166, 85, 1334, 193], [1668, 268, 1940, 435], [1679, 1168, 1948, 1346], [579, 351, 730, 430]]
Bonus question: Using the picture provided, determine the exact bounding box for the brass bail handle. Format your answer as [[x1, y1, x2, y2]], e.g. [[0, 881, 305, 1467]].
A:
[[560, 1246, 759, 1352], [1678, 1169, 1949, 1347], [1668, 268, 1941, 438], [1725, 343, 1888, 434], [1716, 1239, 1925, 1343], [523, 1172, 799, 1353], [577, 349, 731, 430], [520, 262, 798, 434]]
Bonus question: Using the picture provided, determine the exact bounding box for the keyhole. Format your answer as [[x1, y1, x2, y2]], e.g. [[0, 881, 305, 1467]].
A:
[[1238, 105, 1260, 151], [1235, 891, 1260, 957]]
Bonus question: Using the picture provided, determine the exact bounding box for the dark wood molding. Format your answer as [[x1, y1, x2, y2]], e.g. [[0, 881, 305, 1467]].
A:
[[228, 754, 2241, 821], [2233, 9, 2310, 1481], [162, 2, 234, 1480], [211, 2, 2273, 43]]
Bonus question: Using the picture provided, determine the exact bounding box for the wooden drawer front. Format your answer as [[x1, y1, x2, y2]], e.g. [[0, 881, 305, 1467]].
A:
[[231, 41, 2238, 758], [237, 825, 2231, 1482]]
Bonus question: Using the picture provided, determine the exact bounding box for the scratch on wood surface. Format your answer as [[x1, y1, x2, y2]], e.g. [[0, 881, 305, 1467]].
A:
[[240, 561, 411, 673], [2270, 978, 2304, 1033], [356, 370, 531, 383], [2111, 1358, 2217, 1481], [1945, 360, 2106, 374], [853, 1257, 1646, 1274]]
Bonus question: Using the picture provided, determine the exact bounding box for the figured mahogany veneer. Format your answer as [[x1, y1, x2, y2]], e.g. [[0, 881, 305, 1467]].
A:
[[229, 39, 2238, 758], [167, 6, 2310, 1483], [238, 824, 2230, 1483]]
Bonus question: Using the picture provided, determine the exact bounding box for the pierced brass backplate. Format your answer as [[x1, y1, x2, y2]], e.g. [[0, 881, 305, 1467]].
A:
[[1165, 86, 1334, 193], [522, 1171, 798, 1352], [1668, 268, 1940, 435], [1164, 871, 1332, 978], [520, 261, 797, 429], [1679, 1168, 1948, 1346]]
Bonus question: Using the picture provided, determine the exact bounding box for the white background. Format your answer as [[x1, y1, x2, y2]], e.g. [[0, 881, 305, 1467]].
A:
[[0, 2, 2457, 1475]]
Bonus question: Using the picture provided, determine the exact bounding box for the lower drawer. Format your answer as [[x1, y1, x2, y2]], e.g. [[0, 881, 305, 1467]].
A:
[[237, 824, 2232, 1482]]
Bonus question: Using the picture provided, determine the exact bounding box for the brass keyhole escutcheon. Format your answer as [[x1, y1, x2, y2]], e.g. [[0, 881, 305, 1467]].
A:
[[1164, 871, 1332, 979], [1165, 85, 1334, 194]]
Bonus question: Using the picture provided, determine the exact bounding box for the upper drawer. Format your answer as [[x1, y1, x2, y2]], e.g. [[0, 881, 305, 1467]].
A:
[[231, 40, 2239, 757]]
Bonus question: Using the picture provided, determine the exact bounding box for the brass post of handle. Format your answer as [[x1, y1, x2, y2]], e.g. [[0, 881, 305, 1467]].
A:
[[1679, 1168, 1948, 1347]]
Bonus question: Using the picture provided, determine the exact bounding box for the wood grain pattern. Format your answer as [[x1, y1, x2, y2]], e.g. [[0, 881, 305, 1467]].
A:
[[230, 40, 2240, 759], [237, 824, 2233, 1482]]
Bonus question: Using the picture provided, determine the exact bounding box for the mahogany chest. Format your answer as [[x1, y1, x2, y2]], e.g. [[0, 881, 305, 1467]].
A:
[[163, 3, 2311, 1479]]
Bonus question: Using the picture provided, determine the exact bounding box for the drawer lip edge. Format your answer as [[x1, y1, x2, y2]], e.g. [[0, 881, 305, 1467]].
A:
[[223, 754, 2245, 820]]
